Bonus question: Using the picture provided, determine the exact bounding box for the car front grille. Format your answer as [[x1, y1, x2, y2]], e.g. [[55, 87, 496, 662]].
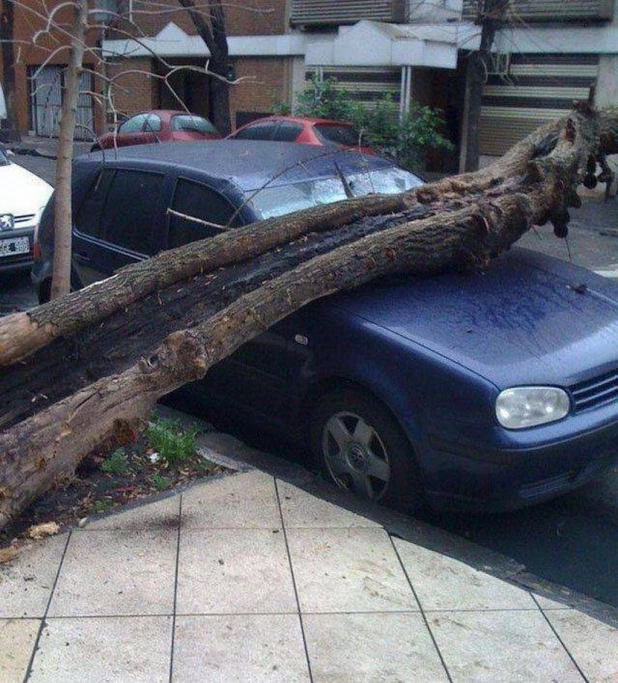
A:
[[570, 369, 618, 413], [14, 213, 36, 227]]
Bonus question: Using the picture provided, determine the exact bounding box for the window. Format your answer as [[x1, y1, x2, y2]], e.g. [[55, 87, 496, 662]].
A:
[[143, 113, 162, 133], [345, 167, 423, 197], [99, 170, 164, 253], [171, 115, 217, 134], [233, 121, 278, 141], [273, 122, 303, 142], [168, 178, 240, 249], [118, 114, 147, 134], [248, 177, 347, 220], [76, 169, 165, 253], [74, 169, 116, 238], [314, 124, 363, 147]]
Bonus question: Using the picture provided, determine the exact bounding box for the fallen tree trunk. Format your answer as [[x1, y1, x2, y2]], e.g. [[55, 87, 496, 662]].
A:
[[0, 104, 615, 529]]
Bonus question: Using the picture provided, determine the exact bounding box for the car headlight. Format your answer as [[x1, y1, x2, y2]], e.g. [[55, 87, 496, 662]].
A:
[[496, 387, 570, 429]]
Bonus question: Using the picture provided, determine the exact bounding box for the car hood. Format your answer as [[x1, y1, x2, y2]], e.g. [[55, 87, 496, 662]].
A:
[[0, 163, 53, 216], [331, 247, 618, 389]]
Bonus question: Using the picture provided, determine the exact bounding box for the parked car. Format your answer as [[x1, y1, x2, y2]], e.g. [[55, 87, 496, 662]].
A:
[[92, 110, 221, 151], [0, 144, 53, 273], [228, 116, 374, 155], [33, 141, 618, 513]]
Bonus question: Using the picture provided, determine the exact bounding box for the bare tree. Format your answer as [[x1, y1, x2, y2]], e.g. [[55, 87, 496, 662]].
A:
[[0, 104, 616, 529], [462, 0, 510, 172], [177, 0, 231, 135]]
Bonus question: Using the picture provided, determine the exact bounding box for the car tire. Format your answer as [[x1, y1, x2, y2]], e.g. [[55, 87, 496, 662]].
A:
[[310, 387, 424, 512]]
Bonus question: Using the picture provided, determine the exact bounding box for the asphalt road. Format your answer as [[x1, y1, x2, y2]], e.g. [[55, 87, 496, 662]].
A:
[[3, 152, 618, 609]]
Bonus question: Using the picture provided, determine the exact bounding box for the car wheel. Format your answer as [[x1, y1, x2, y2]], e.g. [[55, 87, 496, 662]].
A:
[[310, 388, 424, 512]]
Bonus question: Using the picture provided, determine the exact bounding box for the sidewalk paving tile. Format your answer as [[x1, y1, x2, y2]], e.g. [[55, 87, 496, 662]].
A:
[[29, 616, 172, 682], [393, 537, 536, 611], [303, 612, 448, 682], [0, 536, 66, 618], [176, 528, 297, 615], [181, 471, 281, 529], [427, 610, 584, 682], [48, 530, 176, 617], [277, 481, 380, 529], [533, 594, 571, 610], [286, 527, 418, 613], [0, 618, 40, 680], [86, 494, 180, 530], [544, 609, 618, 682], [172, 614, 310, 681]]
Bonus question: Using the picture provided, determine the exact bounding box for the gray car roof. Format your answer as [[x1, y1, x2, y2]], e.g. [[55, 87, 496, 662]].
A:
[[84, 140, 400, 192]]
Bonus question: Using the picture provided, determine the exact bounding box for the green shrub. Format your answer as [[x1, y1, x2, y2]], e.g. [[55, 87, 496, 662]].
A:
[[280, 76, 454, 170], [146, 418, 197, 467], [101, 448, 130, 475]]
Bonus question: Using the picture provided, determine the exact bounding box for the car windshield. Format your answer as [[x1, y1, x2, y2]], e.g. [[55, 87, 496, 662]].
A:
[[247, 177, 348, 219], [346, 167, 423, 196], [314, 124, 363, 147], [171, 115, 217, 134]]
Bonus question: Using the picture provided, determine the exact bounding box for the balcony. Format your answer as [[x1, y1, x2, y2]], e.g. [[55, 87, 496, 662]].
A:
[[463, 0, 615, 23], [290, 0, 407, 28]]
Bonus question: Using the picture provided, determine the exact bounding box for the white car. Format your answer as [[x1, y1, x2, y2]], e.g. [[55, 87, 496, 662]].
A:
[[0, 144, 53, 273]]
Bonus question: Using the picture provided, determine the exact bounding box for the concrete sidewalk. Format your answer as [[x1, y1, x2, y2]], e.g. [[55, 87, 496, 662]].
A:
[[2, 467, 617, 682]]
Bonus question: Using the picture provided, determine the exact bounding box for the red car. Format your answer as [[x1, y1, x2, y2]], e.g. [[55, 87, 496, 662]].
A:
[[92, 110, 221, 151], [228, 116, 374, 154]]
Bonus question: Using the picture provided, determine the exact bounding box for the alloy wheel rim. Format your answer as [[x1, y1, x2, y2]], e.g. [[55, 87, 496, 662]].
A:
[[322, 410, 391, 501]]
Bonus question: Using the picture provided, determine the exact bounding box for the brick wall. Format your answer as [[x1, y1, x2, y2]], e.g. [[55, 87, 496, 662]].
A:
[[105, 58, 158, 122], [115, 0, 287, 39], [230, 57, 291, 129]]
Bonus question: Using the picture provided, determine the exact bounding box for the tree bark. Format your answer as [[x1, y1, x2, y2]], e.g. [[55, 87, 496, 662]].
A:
[[178, 0, 232, 135], [0, 105, 615, 529], [50, 0, 88, 300], [462, 0, 510, 172]]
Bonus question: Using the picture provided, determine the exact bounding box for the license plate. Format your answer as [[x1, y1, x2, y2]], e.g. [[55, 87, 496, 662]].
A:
[[0, 236, 30, 257]]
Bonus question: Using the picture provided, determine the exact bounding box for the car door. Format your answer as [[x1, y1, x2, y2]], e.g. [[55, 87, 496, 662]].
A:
[[165, 176, 298, 422], [72, 167, 167, 286]]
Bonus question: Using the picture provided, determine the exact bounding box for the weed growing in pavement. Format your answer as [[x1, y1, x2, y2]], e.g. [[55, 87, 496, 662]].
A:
[[150, 473, 171, 491], [146, 418, 198, 467], [101, 448, 130, 475]]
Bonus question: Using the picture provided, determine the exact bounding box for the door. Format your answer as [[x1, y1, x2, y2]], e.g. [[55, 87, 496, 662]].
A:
[[30, 66, 95, 139], [72, 167, 166, 286], [31, 66, 63, 136]]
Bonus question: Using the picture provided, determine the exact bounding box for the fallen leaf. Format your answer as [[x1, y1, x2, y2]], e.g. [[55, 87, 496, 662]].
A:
[[0, 546, 20, 564], [27, 522, 61, 540]]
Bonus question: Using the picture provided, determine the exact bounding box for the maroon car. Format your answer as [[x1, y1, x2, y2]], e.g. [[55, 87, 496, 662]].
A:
[[92, 110, 221, 151], [228, 115, 375, 155]]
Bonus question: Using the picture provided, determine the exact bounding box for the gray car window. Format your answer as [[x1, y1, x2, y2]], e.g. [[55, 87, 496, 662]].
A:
[[98, 170, 165, 254], [233, 121, 278, 141], [118, 114, 148, 134], [168, 178, 240, 249]]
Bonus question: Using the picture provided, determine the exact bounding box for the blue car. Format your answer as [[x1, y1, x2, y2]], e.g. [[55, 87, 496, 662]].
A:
[[33, 141, 618, 512]]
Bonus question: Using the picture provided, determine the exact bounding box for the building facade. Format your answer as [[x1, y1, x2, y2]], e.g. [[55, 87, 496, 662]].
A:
[[1, 0, 617, 170]]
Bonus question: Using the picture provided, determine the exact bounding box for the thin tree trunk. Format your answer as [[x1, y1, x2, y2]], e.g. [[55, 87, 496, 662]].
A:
[[50, 0, 88, 300], [0, 105, 615, 529], [462, 0, 510, 172]]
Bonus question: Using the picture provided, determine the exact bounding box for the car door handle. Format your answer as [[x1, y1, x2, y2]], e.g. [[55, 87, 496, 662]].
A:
[[73, 252, 91, 265]]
